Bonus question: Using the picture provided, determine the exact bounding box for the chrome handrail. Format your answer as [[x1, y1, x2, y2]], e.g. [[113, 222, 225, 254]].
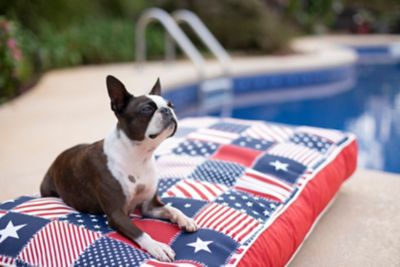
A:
[[135, 8, 205, 77], [171, 9, 232, 75], [135, 8, 233, 117]]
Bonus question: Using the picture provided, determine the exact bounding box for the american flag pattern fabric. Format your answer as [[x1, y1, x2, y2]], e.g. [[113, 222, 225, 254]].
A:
[[0, 117, 356, 267]]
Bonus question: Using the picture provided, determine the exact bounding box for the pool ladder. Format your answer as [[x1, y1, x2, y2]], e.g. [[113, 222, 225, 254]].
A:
[[136, 8, 233, 117]]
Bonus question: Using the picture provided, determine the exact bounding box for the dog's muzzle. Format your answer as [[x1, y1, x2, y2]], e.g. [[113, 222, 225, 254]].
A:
[[149, 108, 177, 139]]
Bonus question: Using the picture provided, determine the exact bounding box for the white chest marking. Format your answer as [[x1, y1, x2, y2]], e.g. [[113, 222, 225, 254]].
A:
[[103, 127, 158, 212]]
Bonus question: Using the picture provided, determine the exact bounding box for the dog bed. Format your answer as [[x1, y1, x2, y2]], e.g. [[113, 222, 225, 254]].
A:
[[0, 117, 357, 267]]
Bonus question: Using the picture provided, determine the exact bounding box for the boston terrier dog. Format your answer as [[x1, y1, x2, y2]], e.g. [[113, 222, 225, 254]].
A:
[[40, 75, 197, 262]]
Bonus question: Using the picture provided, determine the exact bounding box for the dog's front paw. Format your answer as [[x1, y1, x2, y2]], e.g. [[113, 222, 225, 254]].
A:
[[136, 234, 175, 262], [177, 216, 198, 232]]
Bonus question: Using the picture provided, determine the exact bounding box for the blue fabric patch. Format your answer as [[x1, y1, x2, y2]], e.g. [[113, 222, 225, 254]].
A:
[[232, 136, 274, 151], [0, 212, 49, 257], [214, 190, 279, 221], [190, 160, 244, 187], [171, 229, 239, 266], [74, 237, 150, 266], [161, 197, 208, 218], [0, 196, 35, 211], [158, 178, 181, 195], [59, 213, 113, 234], [290, 132, 333, 153], [252, 154, 306, 184], [173, 140, 220, 157]]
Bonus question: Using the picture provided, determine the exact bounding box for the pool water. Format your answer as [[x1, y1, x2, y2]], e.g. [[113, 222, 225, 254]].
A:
[[232, 62, 400, 173]]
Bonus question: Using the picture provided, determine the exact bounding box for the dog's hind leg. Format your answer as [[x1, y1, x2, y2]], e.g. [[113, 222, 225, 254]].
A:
[[40, 172, 59, 197]]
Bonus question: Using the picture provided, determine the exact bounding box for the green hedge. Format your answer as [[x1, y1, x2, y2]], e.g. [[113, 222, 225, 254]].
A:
[[0, 0, 297, 102]]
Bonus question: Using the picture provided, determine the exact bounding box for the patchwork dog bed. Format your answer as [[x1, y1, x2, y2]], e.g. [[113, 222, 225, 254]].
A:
[[0, 117, 357, 267]]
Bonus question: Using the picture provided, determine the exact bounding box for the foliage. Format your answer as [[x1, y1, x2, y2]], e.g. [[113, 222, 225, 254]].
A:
[[285, 0, 400, 34], [0, 0, 298, 102], [286, 0, 336, 33], [0, 17, 37, 103], [154, 0, 298, 53]]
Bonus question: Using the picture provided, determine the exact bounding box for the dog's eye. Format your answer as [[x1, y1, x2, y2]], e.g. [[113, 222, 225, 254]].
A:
[[141, 105, 154, 113], [167, 101, 174, 108]]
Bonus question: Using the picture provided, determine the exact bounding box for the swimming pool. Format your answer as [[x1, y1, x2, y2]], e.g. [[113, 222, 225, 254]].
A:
[[232, 62, 400, 173], [164, 40, 400, 174]]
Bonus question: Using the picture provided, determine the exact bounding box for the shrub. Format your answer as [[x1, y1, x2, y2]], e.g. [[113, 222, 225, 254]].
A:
[[0, 17, 36, 103], [153, 0, 298, 54], [0, 0, 298, 103]]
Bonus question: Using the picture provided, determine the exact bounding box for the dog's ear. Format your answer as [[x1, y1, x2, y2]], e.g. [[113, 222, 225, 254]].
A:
[[149, 78, 161, 96], [106, 75, 132, 113]]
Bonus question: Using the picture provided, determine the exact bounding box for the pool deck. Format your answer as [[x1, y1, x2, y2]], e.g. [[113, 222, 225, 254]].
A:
[[1, 35, 400, 266]]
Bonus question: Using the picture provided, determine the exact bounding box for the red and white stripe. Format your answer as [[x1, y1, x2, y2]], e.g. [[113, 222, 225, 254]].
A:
[[0, 255, 15, 266], [195, 203, 260, 243], [163, 179, 227, 201], [0, 210, 6, 219], [243, 123, 294, 142], [234, 169, 293, 203], [156, 155, 205, 179], [297, 126, 345, 143], [19, 221, 101, 267], [12, 197, 76, 220], [188, 128, 239, 144], [268, 143, 324, 166]]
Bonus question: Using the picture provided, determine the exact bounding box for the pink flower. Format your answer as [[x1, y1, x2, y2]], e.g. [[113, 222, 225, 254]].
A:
[[7, 38, 22, 61], [7, 38, 16, 49]]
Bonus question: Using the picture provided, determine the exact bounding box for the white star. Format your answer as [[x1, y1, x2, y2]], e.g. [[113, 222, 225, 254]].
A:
[[184, 203, 192, 208], [0, 221, 27, 243], [246, 202, 253, 207], [270, 160, 289, 171], [187, 237, 213, 253], [263, 210, 270, 216]]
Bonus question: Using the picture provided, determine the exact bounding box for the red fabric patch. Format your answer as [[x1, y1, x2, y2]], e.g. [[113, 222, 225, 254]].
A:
[[108, 218, 181, 247], [212, 145, 262, 167], [237, 140, 358, 267]]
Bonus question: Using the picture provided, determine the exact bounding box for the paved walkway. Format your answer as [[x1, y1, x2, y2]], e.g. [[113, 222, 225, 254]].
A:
[[1, 36, 399, 266]]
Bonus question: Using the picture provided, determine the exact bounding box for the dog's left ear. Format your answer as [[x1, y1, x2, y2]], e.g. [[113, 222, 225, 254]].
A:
[[149, 78, 161, 96]]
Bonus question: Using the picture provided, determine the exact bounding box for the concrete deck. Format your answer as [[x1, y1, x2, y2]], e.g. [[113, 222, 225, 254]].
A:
[[1, 35, 400, 266]]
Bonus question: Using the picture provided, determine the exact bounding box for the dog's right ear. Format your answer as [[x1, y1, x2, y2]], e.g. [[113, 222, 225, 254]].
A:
[[106, 75, 132, 113]]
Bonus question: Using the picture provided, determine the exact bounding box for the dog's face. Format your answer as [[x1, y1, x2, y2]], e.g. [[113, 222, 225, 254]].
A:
[[106, 75, 177, 142]]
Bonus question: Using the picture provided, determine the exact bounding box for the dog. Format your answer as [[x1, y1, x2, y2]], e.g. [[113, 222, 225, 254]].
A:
[[40, 75, 197, 262]]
